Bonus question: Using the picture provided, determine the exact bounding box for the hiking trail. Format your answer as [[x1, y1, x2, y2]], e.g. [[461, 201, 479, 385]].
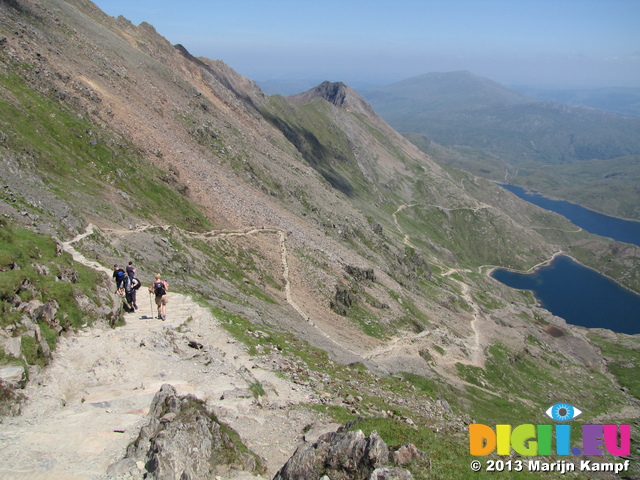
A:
[[390, 205, 486, 368]]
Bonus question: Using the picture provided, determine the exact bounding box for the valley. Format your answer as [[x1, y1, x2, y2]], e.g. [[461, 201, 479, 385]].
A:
[[363, 71, 640, 222], [0, 1, 639, 479]]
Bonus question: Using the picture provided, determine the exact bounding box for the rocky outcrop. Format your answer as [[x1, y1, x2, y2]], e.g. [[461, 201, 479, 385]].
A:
[[287, 81, 384, 126], [107, 384, 266, 480], [273, 428, 414, 480]]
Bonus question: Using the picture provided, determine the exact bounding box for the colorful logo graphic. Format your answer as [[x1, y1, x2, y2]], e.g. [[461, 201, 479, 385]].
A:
[[545, 403, 582, 422], [469, 404, 631, 457]]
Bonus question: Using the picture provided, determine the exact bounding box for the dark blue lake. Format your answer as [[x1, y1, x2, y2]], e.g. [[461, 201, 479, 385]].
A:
[[498, 184, 640, 248], [492, 184, 640, 334], [491, 255, 640, 335]]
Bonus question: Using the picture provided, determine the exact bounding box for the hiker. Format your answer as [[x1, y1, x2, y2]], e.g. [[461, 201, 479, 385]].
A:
[[126, 261, 136, 281], [121, 274, 135, 313], [126, 276, 141, 311], [150, 273, 169, 321], [112, 264, 126, 294]]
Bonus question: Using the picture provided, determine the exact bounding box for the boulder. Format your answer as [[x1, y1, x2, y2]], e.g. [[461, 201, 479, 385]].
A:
[[35, 299, 59, 324], [303, 423, 343, 444], [391, 444, 425, 466], [369, 467, 415, 480], [20, 300, 44, 320], [3, 337, 22, 359], [274, 428, 412, 480], [109, 384, 265, 479], [0, 365, 26, 386]]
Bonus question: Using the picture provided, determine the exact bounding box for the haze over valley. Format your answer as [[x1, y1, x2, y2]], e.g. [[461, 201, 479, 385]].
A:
[[0, 1, 639, 479]]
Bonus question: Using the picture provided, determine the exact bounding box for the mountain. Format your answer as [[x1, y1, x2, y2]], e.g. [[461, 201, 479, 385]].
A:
[[363, 71, 640, 165], [364, 71, 534, 114], [363, 71, 640, 219], [1, 1, 639, 479]]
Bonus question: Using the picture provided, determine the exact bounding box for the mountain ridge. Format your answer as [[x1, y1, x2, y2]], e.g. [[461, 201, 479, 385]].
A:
[[364, 71, 535, 112], [1, 1, 639, 479], [363, 71, 640, 162]]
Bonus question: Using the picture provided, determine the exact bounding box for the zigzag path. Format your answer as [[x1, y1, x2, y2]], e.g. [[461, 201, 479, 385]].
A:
[[389, 205, 485, 369]]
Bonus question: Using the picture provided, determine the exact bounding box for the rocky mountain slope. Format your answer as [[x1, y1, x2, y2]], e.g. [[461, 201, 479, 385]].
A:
[[1, 1, 639, 479]]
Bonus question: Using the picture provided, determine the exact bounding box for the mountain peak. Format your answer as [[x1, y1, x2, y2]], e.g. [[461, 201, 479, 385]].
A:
[[287, 80, 387, 127], [287, 81, 353, 108]]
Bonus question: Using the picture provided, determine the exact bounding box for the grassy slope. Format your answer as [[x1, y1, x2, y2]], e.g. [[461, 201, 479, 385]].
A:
[[0, 219, 110, 374]]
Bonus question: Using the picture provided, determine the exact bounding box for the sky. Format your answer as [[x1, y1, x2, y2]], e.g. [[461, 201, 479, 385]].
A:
[[92, 0, 640, 90]]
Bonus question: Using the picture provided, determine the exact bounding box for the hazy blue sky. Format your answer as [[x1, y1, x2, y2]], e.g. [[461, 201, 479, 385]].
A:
[[92, 0, 640, 89]]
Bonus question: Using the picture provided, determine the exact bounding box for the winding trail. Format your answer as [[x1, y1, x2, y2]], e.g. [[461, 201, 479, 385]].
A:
[[390, 201, 574, 367], [391, 204, 485, 367], [98, 224, 309, 323], [61, 224, 111, 275], [441, 270, 483, 366], [100, 224, 351, 353]]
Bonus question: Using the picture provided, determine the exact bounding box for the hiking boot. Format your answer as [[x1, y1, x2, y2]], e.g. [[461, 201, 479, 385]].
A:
[[161, 314, 166, 321]]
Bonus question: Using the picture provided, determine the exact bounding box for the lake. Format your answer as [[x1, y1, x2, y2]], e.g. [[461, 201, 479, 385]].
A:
[[491, 255, 640, 335], [492, 184, 640, 335], [498, 184, 640, 248]]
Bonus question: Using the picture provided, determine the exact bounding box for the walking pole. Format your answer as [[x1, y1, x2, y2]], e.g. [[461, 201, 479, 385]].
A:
[[149, 291, 154, 319]]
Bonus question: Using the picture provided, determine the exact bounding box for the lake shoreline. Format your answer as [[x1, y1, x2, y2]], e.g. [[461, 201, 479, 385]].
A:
[[498, 183, 640, 225], [487, 250, 640, 297], [498, 183, 640, 248], [489, 254, 640, 335]]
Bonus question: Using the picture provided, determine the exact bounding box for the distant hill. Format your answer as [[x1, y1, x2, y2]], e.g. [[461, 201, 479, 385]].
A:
[[363, 72, 640, 219], [364, 71, 534, 114], [363, 71, 640, 166], [256, 78, 320, 96]]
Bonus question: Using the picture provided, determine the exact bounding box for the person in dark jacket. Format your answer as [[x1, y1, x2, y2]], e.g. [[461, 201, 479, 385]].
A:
[[112, 264, 126, 294], [126, 261, 136, 281]]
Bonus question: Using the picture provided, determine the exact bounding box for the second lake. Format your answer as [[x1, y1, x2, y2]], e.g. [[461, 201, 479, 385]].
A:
[[491, 255, 640, 335]]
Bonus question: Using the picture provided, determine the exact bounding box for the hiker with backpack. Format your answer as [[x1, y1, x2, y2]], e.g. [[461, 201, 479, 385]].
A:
[[126, 261, 136, 281], [121, 274, 135, 313], [113, 264, 126, 294], [150, 273, 169, 321], [126, 276, 141, 311]]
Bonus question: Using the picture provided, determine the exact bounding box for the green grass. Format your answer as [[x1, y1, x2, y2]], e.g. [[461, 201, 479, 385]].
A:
[[189, 236, 281, 303], [347, 417, 545, 480], [248, 381, 266, 398], [395, 205, 545, 270], [451, 341, 631, 428], [0, 220, 109, 362], [588, 333, 640, 401]]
